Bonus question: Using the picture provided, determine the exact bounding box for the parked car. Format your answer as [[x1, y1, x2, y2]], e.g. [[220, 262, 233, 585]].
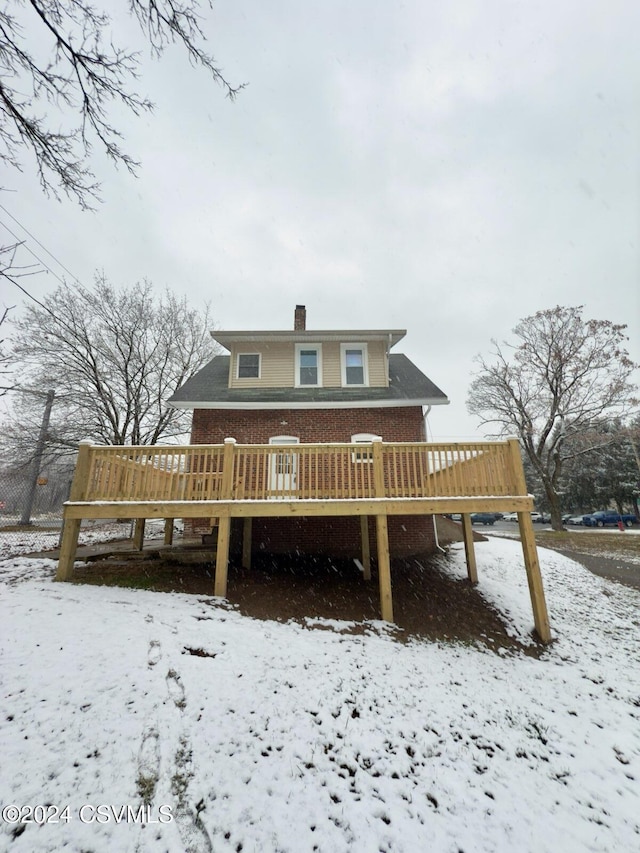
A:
[[563, 515, 584, 526], [532, 512, 551, 523], [502, 512, 519, 522], [582, 511, 637, 528], [470, 512, 497, 525]]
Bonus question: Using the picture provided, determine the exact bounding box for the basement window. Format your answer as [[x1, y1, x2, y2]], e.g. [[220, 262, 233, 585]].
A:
[[237, 353, 261, 379]]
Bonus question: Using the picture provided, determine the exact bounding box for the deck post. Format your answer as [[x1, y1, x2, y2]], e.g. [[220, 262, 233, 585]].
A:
[[461, 513, 478, 584], [517, 511, 552, 643], [220, 438, 236, 498], [360, 516, 371, 580], [214, 438, 236, 597], [375, 514, 393, 622], [242, 517, 252, 569], [214, 515, 232, 596], [164, 519, 174, 546], [56, 518, 81, 581], [55, 440, 93, 582], [133, 518, 145, 551], [371, 439, 393, 620], [507, 437, 552, 643]]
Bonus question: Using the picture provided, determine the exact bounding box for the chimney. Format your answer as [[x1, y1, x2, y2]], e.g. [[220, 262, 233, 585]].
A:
[[294, 304, 306, 331]]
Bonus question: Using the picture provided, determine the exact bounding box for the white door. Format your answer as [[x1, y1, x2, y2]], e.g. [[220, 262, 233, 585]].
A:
[[269, 436, 299, 497]]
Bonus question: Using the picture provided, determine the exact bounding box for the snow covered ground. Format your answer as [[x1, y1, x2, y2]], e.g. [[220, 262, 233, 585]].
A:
[[0, 520, 167, 561], [1, 534, 639, 852]]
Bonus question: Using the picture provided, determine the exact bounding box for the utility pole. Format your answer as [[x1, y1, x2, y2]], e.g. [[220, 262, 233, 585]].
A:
[[19, 389, 55, 526]]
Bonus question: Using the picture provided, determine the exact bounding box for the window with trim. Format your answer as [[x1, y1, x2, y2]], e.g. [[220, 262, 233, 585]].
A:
[[341, 343, 368, 386], [295, 343, 322, 387], [237, 353, 261, 379], [351, 432, 381, 462]]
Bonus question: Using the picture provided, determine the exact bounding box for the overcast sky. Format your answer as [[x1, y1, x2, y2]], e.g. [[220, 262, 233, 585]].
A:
[[2, 0, 639, 439]]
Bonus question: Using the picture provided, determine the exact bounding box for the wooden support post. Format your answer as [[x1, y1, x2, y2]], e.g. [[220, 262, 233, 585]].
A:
[[214, 438, 236, 597], [69, 440, 93, 501], [56, 518, 81, 581], [56, 440, 93, 582], [461, 513, 478, 584], [507, 436, 552, 643], [372, 439, 393, 620], [133, 518, 145, 551], [360, 516, 371, 580], [220, 438, 236, 500], [164, 519, 174, 546], [371, 438, 385, 497], [518, 511, 552, 643], [214, 515, 232, 597], [375, 514, 393, 622], [242, 517, 252, 569]]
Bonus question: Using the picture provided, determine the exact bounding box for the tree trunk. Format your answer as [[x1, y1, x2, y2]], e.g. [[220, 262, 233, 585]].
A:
[[543, 485, 565, 531]]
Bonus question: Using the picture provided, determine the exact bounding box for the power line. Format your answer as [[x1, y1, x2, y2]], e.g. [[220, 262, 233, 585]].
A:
[[0, 202, 83, 286], [0, 203, 96, 349], [0, 218, 68, 289]]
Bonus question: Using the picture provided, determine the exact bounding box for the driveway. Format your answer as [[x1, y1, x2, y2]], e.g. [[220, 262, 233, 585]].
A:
[[546, 547, 640, 591]]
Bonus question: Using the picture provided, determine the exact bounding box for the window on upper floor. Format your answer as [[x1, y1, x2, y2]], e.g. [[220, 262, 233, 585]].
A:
[[295, 343, 322, 387], [237, 353, 261, 379], [341, 343, 369, 386]]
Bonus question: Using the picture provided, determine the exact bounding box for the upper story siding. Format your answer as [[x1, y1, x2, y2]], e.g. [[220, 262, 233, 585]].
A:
[[228, 339, 388, 389]]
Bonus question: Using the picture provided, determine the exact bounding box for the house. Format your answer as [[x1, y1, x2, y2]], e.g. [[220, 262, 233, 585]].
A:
[[168, 305, 450, 559], [54, 306, 551, 641]]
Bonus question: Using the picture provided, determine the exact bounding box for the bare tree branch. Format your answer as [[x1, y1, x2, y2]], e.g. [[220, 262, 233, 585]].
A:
[[0, 0, 243, 207], [2, 276, 218, 456], [467, 306, 639, 529]]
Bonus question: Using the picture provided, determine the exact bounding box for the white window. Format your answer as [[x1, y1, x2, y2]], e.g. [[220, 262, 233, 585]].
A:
[[237, 353, 261, 379], [341, 343, 368, 386], [295, 343, 322, 387], [351, 432, 381, 462]]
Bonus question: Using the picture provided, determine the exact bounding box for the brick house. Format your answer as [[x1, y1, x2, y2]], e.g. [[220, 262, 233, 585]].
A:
[[168, 305, 449, 559]]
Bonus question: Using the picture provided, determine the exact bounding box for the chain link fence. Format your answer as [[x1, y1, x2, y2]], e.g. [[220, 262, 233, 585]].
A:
[[0, 455, 186, 560], [0, 461, 139, 558], [1, 461, 66, 557]]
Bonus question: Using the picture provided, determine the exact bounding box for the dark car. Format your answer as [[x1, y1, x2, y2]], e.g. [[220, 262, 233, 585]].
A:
[[470, 512, 497, 525], [582, 511, 637, 528]]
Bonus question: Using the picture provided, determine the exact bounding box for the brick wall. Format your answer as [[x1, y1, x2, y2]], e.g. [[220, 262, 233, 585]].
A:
[[189, 406, 434, 558], [249, 515, 435, 559], [190, 406, 427, 445]]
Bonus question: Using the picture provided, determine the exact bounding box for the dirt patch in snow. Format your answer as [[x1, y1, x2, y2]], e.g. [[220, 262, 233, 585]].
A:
[[69, 548, 542, 655]]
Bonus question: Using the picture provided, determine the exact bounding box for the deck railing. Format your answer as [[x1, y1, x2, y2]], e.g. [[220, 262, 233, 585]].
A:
[[59, 437, 551, 643], [74, 439, 524, 504]]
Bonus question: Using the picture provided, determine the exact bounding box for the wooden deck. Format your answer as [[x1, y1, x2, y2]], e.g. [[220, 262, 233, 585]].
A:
[[56, 437, 551, 642]]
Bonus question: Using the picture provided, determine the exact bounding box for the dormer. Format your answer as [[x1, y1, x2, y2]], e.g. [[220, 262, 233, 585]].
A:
[[211, 305, 406, 391], [168, 305, 448, 412]]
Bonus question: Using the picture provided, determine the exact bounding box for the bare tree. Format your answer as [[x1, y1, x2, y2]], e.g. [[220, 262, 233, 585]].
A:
[[467, 306, 639, 530], [4, 276, 218, 456], [0, 301, 12, 394], [0, 0, 242, 208]]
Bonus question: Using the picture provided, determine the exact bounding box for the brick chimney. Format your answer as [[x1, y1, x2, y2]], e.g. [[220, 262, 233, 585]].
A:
[[294, 304, 306, 331]]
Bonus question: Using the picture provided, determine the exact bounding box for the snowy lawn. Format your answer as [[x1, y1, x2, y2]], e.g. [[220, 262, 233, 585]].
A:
[[0, 521, 167, 561], [1, 538, 639, 852]]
